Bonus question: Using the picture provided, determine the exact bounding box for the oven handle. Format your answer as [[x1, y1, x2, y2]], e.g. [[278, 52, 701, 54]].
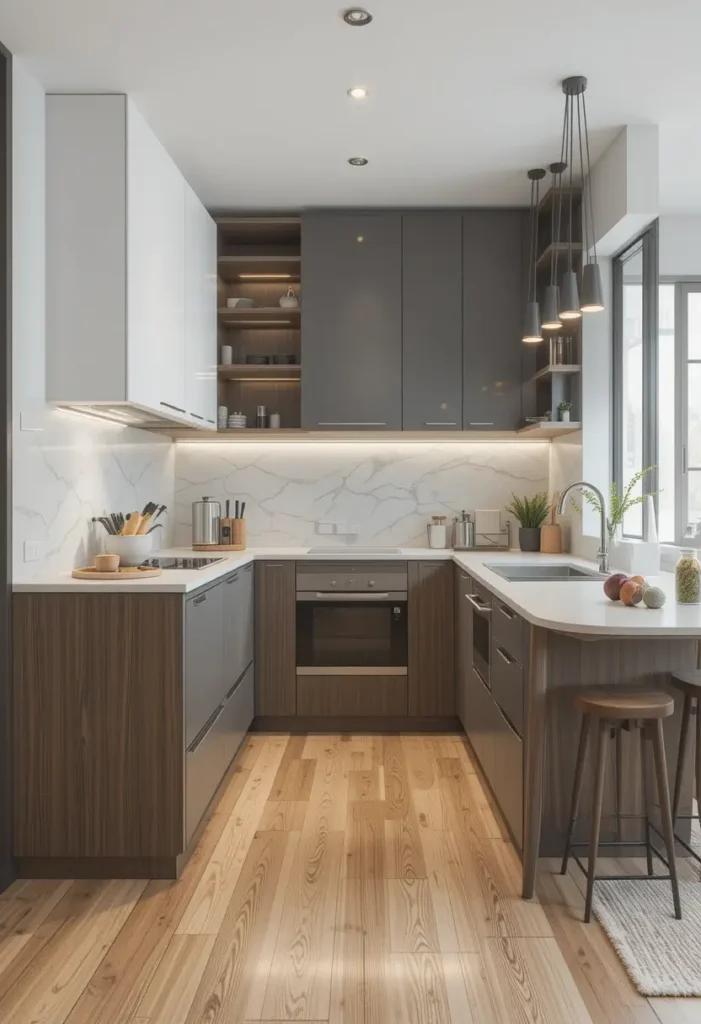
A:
[[296, 591, 406, 602], [466, 593, 492, 615]]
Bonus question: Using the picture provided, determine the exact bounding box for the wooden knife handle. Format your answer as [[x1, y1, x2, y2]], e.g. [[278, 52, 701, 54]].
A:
[[136, 514, 152, 535], [123, 512, 142, 536]]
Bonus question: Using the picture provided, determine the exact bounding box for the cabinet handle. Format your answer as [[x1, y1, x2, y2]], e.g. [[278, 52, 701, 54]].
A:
[[466, 594, 491, 615], [226, 573, 239, 584], [424, 421, 458, 427], [244, 563, 253, 573], [206, 419, 216, 425], [188, 703, 225, 753], [496, 644, 515, 665], [193, 593, 207, 606], [266, 563, 285, 567], [498, 603, 515, 620], [160, 401, 187, 414], [317, 421, 388, 427], [190, 412, 204, 421], [468, 422, 494, 427]]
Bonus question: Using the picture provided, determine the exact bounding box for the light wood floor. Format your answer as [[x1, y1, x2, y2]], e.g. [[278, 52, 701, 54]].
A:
[[1, 732, 700, 1024]]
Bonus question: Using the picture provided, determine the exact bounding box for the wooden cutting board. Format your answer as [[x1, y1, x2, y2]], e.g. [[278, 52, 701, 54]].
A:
[[71, 566, 162, 580]]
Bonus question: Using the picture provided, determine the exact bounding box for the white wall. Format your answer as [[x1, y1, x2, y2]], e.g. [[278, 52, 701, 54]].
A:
[[659, 214, 701, 277], [11, 61, 174, 581], [174, 441, 550, 548]]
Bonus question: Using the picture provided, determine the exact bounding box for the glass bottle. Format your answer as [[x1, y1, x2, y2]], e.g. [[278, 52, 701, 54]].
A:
[[675, 548, 701, 604]]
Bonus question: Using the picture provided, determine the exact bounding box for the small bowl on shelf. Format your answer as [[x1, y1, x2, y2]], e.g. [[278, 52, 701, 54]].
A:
[[226, 297, 255, 308], [272, 354, 296, 365], [245, 354, 271, 365]]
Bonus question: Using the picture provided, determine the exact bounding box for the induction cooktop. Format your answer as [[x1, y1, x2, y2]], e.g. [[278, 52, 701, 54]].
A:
[[143, 557, 224, 570]]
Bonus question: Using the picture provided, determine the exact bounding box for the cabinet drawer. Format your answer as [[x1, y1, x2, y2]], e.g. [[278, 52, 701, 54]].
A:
[[221, 663, 254, 769], [185, 582, 225, 746], [185, 702, 226, 843], [493, 706, 523, 849], [490, 634, 524, 735], [491, 598, 523, 664], [471, 579, 493, 608], [296, 673, 408, 716], [468, 669, 495, 783]]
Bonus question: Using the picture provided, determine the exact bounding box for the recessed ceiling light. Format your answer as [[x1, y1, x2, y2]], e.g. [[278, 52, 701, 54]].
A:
[[348, 157, 369, 166], [343, 8, 373, 26], [347, 87, 368, 99]]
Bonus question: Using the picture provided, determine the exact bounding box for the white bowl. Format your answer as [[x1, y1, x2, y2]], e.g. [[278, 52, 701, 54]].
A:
[[104, 534, 153, 566]]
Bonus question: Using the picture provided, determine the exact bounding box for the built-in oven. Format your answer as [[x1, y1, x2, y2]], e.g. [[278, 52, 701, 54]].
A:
[[296, 562, 408, 673], [467, 589, 492, 686]]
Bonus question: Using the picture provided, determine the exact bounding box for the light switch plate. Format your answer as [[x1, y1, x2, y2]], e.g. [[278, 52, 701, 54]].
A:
[[23, 540, 46, 562], [316, 522, 335, 535]]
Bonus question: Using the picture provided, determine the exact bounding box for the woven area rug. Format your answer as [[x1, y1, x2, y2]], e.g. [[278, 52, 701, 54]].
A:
[[594, 879, 701, 996]]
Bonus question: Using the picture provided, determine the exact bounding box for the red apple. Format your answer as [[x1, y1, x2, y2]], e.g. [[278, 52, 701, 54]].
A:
[[603, 573, 629, 602]]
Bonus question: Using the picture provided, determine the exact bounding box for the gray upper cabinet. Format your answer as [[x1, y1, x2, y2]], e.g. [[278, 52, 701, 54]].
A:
[[301, 212, 402, 429], [463, 210, 526, 430], [402, 214, 463, 430]]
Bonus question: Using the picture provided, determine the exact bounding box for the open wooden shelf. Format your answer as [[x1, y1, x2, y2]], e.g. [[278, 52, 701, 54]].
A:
[[218, 254, 301, 282], [530, 364, 581, 383], [218, 363, 300, 381], [216, 216, 301, 246], [535, 241, 583, 271], [218, 306, 301, 328], [518, 421, 581, 438]]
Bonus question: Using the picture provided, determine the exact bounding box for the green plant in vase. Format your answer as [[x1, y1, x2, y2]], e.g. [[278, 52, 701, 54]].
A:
[[557, 400, 572, 423], [575, 467, 658, 542], [506, 492, 550, 552]]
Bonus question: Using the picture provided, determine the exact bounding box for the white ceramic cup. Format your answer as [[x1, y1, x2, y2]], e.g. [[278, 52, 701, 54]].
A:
[[220, 345, 233, 365]]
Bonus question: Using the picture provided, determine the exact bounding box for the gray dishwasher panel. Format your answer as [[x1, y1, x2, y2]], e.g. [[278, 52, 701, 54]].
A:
[[185, 581, 225, 747], [221, 663, 254, 769]]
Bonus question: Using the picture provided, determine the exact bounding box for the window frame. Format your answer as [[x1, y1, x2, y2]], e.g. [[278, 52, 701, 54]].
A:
[[678, 281, 701, 544], [612, 221, 659, 540]]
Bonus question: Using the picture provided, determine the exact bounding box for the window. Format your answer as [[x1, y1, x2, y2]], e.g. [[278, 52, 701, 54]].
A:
[[613, 227, 658, 540]]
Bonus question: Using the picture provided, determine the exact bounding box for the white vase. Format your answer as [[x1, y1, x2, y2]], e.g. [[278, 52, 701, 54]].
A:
[[561, 410, 570, 423]]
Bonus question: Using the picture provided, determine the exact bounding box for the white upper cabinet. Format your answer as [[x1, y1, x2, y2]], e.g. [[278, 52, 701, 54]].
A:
[[46, 95, 216, 429], [184, 183, 218, 427]]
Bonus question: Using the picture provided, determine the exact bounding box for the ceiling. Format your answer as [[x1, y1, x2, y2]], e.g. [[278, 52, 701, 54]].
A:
[[0, 0, 699, 212]]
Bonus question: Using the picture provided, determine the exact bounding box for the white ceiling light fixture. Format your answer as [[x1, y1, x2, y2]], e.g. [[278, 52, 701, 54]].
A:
[[347, 86, 368, 99], [348, 157, 369, 166], [342, 8, 373, 26]]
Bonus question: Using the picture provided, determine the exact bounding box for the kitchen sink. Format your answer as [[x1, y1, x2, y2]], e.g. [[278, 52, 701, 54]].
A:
[[485, 563, 606, 582]]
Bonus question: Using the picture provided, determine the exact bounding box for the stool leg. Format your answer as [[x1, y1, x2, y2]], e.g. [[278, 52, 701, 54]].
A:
[[584, 719, 608, 924], [651, 719, 682, 920], [672, 693, 692, 826], [615, 727, 623, 841], [640, 728, 653, 876], [695, 698, 701, 830], [561, 714, 591, 876]]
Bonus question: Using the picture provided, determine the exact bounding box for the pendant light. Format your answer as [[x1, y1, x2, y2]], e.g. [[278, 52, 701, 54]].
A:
[[573, 79, 605, 312], [558, 79, 581, 321], [523, 167, 546, 344], [541, 161, 566, 329]]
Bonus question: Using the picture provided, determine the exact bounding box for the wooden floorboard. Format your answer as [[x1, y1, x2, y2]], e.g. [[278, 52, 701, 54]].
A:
[[0, 730, 697, 1023]]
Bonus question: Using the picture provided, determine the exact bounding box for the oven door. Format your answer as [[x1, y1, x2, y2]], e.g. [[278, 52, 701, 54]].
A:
[[296, 592, 408, 671]]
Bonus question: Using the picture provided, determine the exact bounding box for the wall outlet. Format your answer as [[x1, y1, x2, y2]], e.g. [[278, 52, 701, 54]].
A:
[[23, 540, 46, 562], [316, 522, 335, 535]]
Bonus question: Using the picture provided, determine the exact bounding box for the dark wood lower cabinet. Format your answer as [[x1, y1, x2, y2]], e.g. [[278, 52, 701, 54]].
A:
[[255, 561, 296, 716], [408, 561, 454, 717], [296, 673, 408, 716]]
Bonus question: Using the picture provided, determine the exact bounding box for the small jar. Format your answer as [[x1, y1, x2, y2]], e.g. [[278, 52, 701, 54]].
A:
[[675, 548, 701, 604]]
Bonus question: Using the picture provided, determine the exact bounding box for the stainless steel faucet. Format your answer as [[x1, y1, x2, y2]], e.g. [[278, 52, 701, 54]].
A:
[[557, 481, 610, 574]]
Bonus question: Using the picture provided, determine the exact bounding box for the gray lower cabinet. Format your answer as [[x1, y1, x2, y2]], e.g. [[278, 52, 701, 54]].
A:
[[185, 702, 226, 843], [402, 214, 463, 430], [493, 705, 523, 848], [184, 581, 225, 747], [220, 664, 255, 776], [223, 562, 254, 689], [463, 210, 527, 430], [468, 669, 496, 782], [455, 568, 472, 729], [301, 212, 402, 429], [490, 632, 524, 735]]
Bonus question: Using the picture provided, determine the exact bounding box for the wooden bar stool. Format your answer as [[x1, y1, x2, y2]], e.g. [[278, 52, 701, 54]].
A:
[[560, 688, 682, 923], [670, 671, 701, 843]]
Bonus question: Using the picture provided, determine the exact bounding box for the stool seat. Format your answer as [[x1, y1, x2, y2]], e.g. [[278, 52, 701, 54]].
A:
[[669, 671, 701, 697], [574, 688, 674, 720]]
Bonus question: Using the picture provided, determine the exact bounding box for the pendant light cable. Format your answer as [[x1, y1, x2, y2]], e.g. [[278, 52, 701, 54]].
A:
[[576, 92, 588, 262], [582, 92, 598, 266]]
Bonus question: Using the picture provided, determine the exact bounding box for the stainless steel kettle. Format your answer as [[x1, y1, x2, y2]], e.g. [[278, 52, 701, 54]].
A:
[[453, 510, 475, 550], [192, 496, 221, 546]]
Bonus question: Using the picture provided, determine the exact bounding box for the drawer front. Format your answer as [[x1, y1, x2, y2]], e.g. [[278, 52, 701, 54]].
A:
[[221, 663, 254, 768], [467, 669, 495, 784], [490, 634, 524, 735], [471, 579, 493, 608], [492, 598, 523, 664], [185, 582, 225, 747], [223, 565, 254, 691], [185, 703, 226, 843], [296, 673, 408, 716], [493, 706, 523, 849]]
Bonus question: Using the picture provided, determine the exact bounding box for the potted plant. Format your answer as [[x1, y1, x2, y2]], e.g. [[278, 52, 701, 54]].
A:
[[506, 492, 550, 552], [558, 400, 572, 423]]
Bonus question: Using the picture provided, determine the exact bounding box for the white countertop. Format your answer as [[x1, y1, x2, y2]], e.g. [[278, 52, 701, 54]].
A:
[[13, 547, 701, 637]]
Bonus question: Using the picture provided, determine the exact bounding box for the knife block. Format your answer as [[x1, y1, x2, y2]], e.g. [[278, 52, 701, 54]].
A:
[[540, 523, 562, 554], [194, 517, 247, 551]]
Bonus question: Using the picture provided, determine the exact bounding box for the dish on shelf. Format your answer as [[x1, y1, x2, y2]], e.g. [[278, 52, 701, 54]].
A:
[[226, 297, 255, 308], [272, 354, 296, 364], [245, 354, 271, 364]]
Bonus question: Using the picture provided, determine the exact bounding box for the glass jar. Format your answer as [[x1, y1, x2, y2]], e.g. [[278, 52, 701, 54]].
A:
[[675, 548, 701, 604]]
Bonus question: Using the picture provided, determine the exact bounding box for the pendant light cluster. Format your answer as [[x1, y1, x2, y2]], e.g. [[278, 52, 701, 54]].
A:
[[522, 75, 605, 344]]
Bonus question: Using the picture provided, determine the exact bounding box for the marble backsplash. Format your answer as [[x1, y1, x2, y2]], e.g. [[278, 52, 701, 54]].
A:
[[174, 441, 551, 548], [13, 412, 174, 581]]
